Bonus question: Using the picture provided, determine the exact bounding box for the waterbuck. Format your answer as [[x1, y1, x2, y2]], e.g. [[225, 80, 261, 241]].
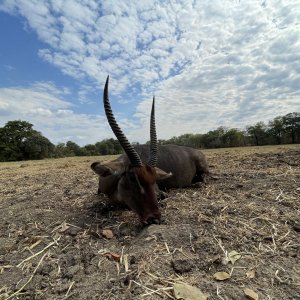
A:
[[91, 76, 209, 225]]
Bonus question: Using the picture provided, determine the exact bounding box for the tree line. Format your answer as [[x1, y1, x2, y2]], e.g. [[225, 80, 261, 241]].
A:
[[0, 112, 299, 162]]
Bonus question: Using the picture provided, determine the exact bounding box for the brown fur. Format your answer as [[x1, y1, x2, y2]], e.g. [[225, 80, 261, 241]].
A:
[[91, 162, 163, 224], [133, 165, 156, 185]]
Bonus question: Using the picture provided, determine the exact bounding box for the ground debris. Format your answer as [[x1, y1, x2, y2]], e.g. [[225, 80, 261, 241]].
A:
[[173, 282, 208, 300], [0, 145, 299, 299]]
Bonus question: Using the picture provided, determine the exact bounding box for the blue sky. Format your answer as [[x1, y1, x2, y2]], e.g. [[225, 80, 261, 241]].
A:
[[0, 0, 299, 146]]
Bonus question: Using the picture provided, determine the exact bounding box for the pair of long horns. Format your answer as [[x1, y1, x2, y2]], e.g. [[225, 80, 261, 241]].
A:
[[103, 76, 158, 167]]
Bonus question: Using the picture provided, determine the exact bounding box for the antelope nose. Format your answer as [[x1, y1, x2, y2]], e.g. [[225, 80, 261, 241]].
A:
[[147, 217, 160, 225]]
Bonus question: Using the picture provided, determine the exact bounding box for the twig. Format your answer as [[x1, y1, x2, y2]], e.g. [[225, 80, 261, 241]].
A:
[[116, 261, 120, 276], [5, 252, 48, 300], [145, 271, 178, 285], [130, 280, 162, 297], [189, 233, 195, 252], [278, 230, 290, 241], [17, 241, 55, 267], [123, 254, 129, 273], [61, 243, 72, 252], [162, 289, 176, 299], [66, 222, 81, 229], [213, 236, 228, 262], [275, 188, 283, 202], [64, 281, 75, 298], [0, 265, 13, 274], [216, 285, 225, 300], [274, 270, 284, 283], [141, 287, 174, 298], [165, 242, 170, 254], [120, 246, 125, 264]]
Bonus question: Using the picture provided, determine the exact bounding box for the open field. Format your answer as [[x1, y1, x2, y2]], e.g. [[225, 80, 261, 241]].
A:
[[0, 144, 299, 299]]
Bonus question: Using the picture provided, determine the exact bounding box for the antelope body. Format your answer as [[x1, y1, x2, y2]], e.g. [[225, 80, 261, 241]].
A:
[[91, 76, 209, 225], [108, 144, 209, 189]]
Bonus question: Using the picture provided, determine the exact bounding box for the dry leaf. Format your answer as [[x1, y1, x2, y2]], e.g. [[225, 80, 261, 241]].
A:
[[102, 229, 114, 239], [228, 250, 241, 264], [246, 269, 256, 279], [213, 271, 231, 281], [173, 283, 208, 300], [104, 252, 121, 262], [244, 288, 258, 300], [110, 253, 121, 262]]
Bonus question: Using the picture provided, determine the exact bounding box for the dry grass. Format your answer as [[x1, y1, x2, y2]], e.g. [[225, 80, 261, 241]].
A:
[[0, 144, 299, 299]]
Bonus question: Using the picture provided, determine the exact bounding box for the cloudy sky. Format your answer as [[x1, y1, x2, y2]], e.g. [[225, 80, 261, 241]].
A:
[[0, 0, 299, 145]]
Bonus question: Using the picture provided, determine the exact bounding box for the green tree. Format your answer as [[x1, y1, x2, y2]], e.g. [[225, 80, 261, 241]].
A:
[[0, 120, 36, 161], [222, 128, 245, 147], [282, 112, 300, 144], [0, 120, 56, 161], [54, 143, 67, 158], [65, 141, 83, 156], [22, 133, 54, 160], [268, 116, 284, 144], [202, 127, 227, 148], [174, 133, 204, 148], [247, 122, 268, 146], [84, 144, 98, 156], [95, 138, 122, 155]]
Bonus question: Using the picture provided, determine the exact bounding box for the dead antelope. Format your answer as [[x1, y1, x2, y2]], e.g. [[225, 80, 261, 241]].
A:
[[91, 76, 209, 224]]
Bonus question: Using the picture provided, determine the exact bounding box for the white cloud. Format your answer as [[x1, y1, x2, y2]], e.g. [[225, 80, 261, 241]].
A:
[[0, 83, 114, 145], [29, 108, 53, 117], [1, 0, 300, 143]]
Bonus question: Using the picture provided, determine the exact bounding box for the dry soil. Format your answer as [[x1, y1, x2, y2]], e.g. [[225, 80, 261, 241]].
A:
[[0, 145, 299, 299]]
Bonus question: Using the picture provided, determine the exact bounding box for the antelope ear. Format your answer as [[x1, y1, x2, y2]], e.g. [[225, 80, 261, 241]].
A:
[[91, 160, 126, 176], [91, 162, 114, 176], [155, 167, 172, 180], [105, 160, 126, 171]]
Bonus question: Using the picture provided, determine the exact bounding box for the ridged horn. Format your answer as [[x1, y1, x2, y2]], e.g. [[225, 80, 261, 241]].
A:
[[149, 96, 158, 167], [103, 76, 142, 166]]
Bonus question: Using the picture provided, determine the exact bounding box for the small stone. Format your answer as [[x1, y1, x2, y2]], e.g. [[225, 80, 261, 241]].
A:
[[129, 255, 137, 265], [64, 265, 81, 279], [38, 262, 54, 275], [293, 223, 300, 233], [68, 227, 81, 236], [123, 274, 134, 286], [102, 229, 114, 239], [171, 259, 194, 274], [0, 238, 15, 255]]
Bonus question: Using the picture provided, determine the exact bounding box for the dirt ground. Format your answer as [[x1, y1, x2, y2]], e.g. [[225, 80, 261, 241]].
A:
[[0, 144, 299, 300]]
